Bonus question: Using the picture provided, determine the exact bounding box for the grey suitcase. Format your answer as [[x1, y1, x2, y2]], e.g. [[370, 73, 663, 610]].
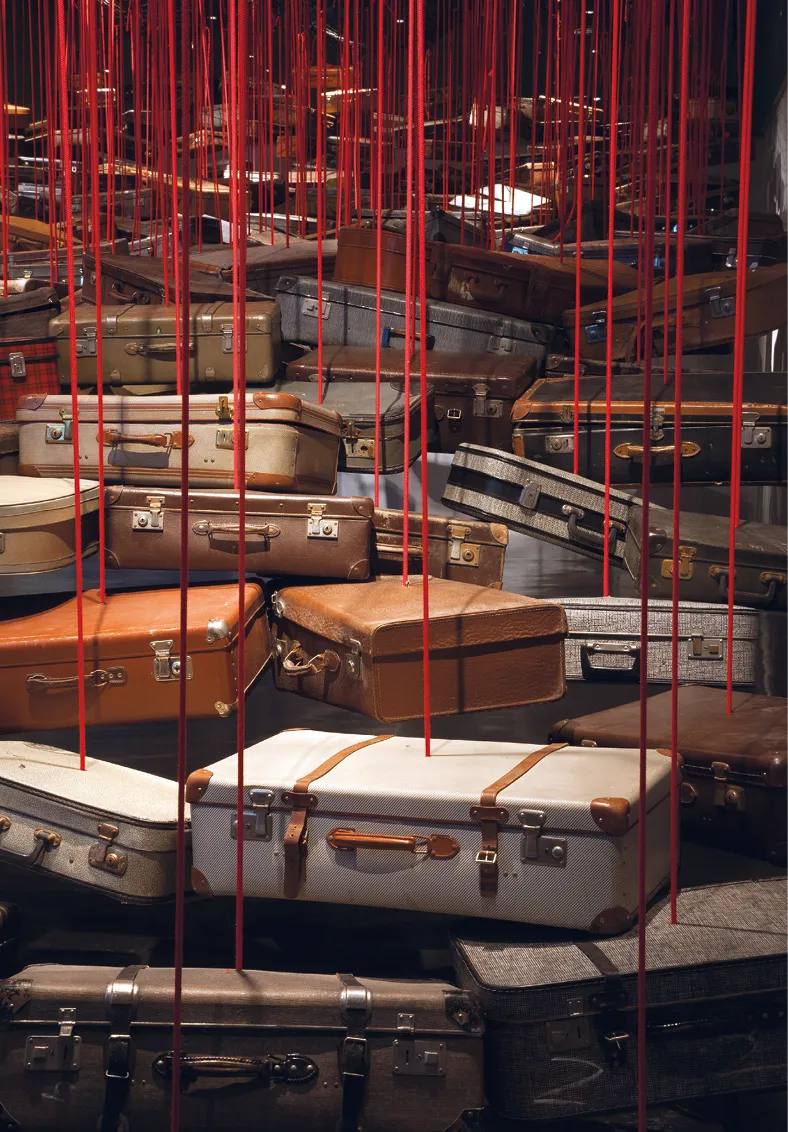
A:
[[442, 443, 634, 566], [0, 964, 485, 1132], [275, 275, 558, 362], [555, 594, 757, 685], [451, 877, 787, 1121]]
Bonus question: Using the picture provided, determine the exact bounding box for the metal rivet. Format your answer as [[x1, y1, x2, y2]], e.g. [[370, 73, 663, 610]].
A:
[[551, 845, 565, 862], [137, 515, 148, 527], [462, 550, 474, 561]]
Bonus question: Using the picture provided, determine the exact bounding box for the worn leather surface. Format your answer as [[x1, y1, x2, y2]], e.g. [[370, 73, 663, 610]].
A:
[[0, 287, 61, 339], [372, 507, 507, 587], [334, 227, 415, 292], [81, 252, 262, 304]]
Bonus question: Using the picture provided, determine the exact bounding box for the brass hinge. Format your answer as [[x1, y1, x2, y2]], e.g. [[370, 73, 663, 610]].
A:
[[660, 545, 696, 580]]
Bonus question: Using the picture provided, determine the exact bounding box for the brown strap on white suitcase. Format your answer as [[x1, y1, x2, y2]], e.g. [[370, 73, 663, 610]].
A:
[[282, 735, 392, 899], [471, 742, 567, 898]]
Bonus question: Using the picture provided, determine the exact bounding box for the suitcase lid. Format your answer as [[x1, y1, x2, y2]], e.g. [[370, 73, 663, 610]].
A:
[[554, 593, 758, 641], [0, 583, 266, 668], [0, 286, 60, 326], [192, 238, 338, 281], [105, 485, 375, 520], [373, 508, 509, 551], [628, 502, 787, 572], [0, 475, 99, 518], [276, 378, 430, 426], [435, 245, 639, 295], [81, 253, 262, 302], [49, 299, 279, 339]]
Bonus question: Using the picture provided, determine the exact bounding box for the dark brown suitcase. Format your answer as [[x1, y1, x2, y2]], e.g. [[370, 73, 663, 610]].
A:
[[549, 686, 787, 863], [285, 345, 538, 453], [81, 253, 263, 306], [0, 287, 60, 340], [372, 508, 508, 587], [0, 902, 18, 977], [270, 577, 567, 721], [334, 226, 425, 293], [191, 237, 338, 295], [0, 420, 19, 473], [105, 487, 374, 579]]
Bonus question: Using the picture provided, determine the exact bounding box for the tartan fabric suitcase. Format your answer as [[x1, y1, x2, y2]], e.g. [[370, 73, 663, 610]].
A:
[[186, 729, 671, 929], [0, 337, 60, 418], [0, 740, 185, 902], [451, 878, 787, 1120], [0, 964, 484, 1132], [0, 476, 99, 575], [371, 508, 508, 587], [17, 391, 341, 492], [442, 443, 635, 567], [191, 238, 338, 296]]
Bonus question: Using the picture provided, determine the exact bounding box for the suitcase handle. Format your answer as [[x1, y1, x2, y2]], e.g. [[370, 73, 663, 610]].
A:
[[124, 339, 196, 357], [0, 827, 61, 869], [192, 519, 281, 544], [110, 281, 151, 303], [708, 566, 786, 608], [327, 827, 461, 859], [25, 667, 128, 692], [102, 429, 193, 451], [280, 643, 341, 677], [613, 441, 701, 463], [561, 505, 619, 553], [580, 642, 641, 682], [381, 326, 436, 350], [152, 1051, 319, 1088]]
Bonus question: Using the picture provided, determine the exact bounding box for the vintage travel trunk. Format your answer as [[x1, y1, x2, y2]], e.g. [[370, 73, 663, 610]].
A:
[[285, 346, 538, 453], [191, 238, 338, 296], [0, 476, 100, 574], [549, 687, 787, 863], [507, 233, 715, 278], [0, 964, 484, 1132], [625, 502, 787, 611], [0, 740, 186, 902], [276, 275, 558, 361], [0, 336, 61, 418], [17, 391, 341, 492], [451, 878, 787, 1120], [186, 729, 670, 929], [47, 300, 281, 386], [270, 577, 567, 721], [81, 252, 263, 305], [0, 286, 61, 340], [371, 508, 508, 588], [554, 595, 757, 685], [0, 583, 270, 733], [0, 421, 18, 474], [105, 487, 374, 579], [511, 371, 786, 485], [442, 443, 635, 566], [334, 226, 419, 293]]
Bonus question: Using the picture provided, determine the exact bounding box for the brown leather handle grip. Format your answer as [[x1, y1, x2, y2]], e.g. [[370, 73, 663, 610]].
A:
[[251, 391, 303, 416], [110, 281, 150, 303], [102, 429, 193, 449], [326, 828, 461, 859], [25, 667, 127, 692], [708, 566, 786, 608], [192, 520, 281, 542], [613, 441, 701, 460], [0, 827, 62, 868], [124, 339, 196, 357], [280, 645, 341, 677]]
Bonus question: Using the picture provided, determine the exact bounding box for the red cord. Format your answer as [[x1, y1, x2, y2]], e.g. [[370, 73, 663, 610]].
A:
[[603, 0, 621, 600], [373, 0, 384, 508], [416, 0, 430, 753], [402, 0, 416, 582], [572, 0, 587, 476]]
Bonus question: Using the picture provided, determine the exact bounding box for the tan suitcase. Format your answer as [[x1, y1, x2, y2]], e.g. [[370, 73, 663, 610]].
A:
[[0, 476, 99, 574], [17, 391, 342, 492], [372, 508, 508, 587], [0, 421, 19, 474]]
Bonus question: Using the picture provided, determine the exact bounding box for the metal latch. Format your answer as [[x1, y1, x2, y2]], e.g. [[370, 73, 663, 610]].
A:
[[545, 1016, 591, 1052], [706, 288, 735, 319], [341, 423, 376, 461], [518, 481, 540, 509], [711, 761, 745, 811], [584, 312, 607, 344], [75, 326, 97, 357], [307, 502, 338, 539], [25, 1008, 81, 1072], [660, 545, 696, 581], [216, 395, 233, 421], [220, 324, 233, 353], [132, 495, 164, 531], [487, 335, 515, 354], [545, 433, 574, 454], [725, 248, 761, 269], [9, 351, 26, 379], [302, 296, 331, 319], [45, 415, 73, 444], [741, 411, 772, 449], [150, 640, 193, 682], [518, 809, 567, 867], [216, 426, 248, 450], [650, 406, 665, 442], [231, 789, 275, 841], [88, 822, 128, 876], [345, 639, 363, 680], [687, 633, 724, 661], [472, 383, 503, 418], [392, 1039, 446, 1077], [447, 523, 480, 567]]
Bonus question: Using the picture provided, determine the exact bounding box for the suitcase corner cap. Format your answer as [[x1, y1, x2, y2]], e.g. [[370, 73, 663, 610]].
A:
[[590, 796, 631, 837], [185, 768, 213, 804]]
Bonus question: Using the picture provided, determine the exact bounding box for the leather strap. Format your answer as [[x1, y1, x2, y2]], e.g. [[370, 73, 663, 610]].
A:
[[99, 965, 146, 1132], [283, 735, 392, 899], [336, 973, 372, 1132], [473, 743, 566, 897]]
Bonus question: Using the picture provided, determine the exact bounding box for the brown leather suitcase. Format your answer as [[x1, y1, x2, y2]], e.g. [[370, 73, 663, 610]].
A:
[[0, 287, 61, 340], [285, 345, 538, 453], [0, 583, 270, 733], [549, 686, 787, 863], [371, 508, 508, 587], [81, 253, 264, 306], [334, 226, 420, 293], [105, 487, 374, 579], [192, 238, 338, 296], [270, 577, 566, 721], [0, 420, 18, 473]]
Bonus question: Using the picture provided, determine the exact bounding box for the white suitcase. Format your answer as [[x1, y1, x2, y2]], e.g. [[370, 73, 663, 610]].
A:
[[0, 476, 99, 574], [187, 729, 671, 932], [0, 740, 187, 902]]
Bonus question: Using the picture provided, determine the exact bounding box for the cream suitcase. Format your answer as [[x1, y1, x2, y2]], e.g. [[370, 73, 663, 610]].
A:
[[187, 729, 672, 932], [0, 476, 99, 573], [0, 740, 187, 902], [16, 391, 342, 492]]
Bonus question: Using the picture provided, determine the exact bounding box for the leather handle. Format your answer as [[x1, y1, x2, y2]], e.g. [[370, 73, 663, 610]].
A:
[[580, 643, 641, 682], [192, 519, 281, 543], [251, 390, 303, 415], [124, 339, 196, 357], [25, 667, 127, 692], [152, 1051, 318, 1087], [708, 566, 786, 608], [102, 429, 193, 449], [381, 326, 436, 350], [110, 281, 150, 303], [613, 441, 701, 461], [0, 827, 61, 868], [281, 645, 341, 677], [562, 505, 618, 553], [327, 828, 461, 859]]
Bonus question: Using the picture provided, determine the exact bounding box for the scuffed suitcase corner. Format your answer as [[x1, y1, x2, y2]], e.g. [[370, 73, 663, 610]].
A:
[[589, 905, 634, 935], [190, 867, 214, 897], [590, 797, 632, 837], [184, 768, 214, 804]]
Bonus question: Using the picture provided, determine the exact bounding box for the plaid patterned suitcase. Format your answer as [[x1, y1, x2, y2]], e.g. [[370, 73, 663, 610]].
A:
[[0, 338, 60, 418]]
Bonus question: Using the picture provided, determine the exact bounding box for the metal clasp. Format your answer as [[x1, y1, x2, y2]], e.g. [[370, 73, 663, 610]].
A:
[[711, 761, 745, 811], [132, 495, 164, 532], [150, 640, 193, 683], [45, 415, 73, 444], [75, 325, 97, 357], [216, 395, 233, 421], [307, 502, 338, 539], [216, 426, 248, 449], [584, 312, 607, 344], [660, 545, 696, 581], [544, 433, 574, 454], [518, 809, 567, 867], [9, 351, 26, 379], [302, 296, 331, 319], [220, 324, 233, 353], [88, 822, 128, 876], [231, 789, 275, 842], [741, 411, 772, 449], [345, 639, 363, 680], [706, 288, 735, 319], [447, 523, 480, 567], [25, 1008, 81, 1072], [472, 383, 503, 418], [687, 633, 724, 661], [650, 406, 665, 442]]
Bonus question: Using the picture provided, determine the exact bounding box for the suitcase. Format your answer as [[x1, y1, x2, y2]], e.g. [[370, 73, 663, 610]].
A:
[[105, 487, 374, 579], [47, 300, 282, 386], [708, 234, 788, 271], [187, 730, 670, 930], [0, 287, 61, 341], [451, 877, 787, 1121], [508, 234, 715, 278], [0, 476, 100, 574], [0, 740, 186, 901], [0, 336, 61, 418], [563, 264, 788, 362], [0, 583, 270, 733], [334, 226, 421, 293], [275, 275, 558, 362], [191, 238, 338, 296], [0, 421, 18, 474], [0, 964, 484, 1132], [554, 595, 757, 685], [0, 901, 17, 977], [549, 687, 787, 862], [81, 253, 263, 306], [371, 508, 508, 588], [442, 443, 634, 567], [511, 371, 787, 486], [285, 346, 539, 454], [624, 502, 787, 611], [270, 577, 567, 721], [17, 391, 341, 493]]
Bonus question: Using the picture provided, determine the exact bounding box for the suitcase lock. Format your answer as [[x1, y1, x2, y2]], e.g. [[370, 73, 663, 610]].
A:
[[231, 789, 275, 842], [8, 351, 25, 379], [448, 524, 480, 567], [88, 822, 128, 876], [741, 411, 772, 449], [25, 1008, 81, 1073], [132, 496, 164, 531], [75, 326, 97, 357], [220, 324, 234, 353], [45, 414, 73, 444], [150, 640, 193, 682], [706, 288, 735, 319], [307, 502, 339, 539], [472, 384, 503, 418], [584, 312, 607, 344], [711, 762, 745, 811], [660, 545, 696, 581], [518, 810, 567, 867], [687, 633, 724, 661]]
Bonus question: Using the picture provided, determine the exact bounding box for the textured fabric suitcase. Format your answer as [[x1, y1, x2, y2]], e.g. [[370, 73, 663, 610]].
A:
[[81, 252, 263, 305], [0, 336, 60, 418], [276, 275, 558, 362], [105, 486, 373, 579], [443, 443, 635, 567], [17, 391, 341, 492], [270, 577, 567, 721], [285, 345, 539, 454], [0, 740, 186, 901], [47, 300, 281, 386], [372, 508, 508, 588], [554, 595, 757, 685], [451, 877, 787, 1120], [187, 729, 670, 929], [0, 421, 18, 474], [549, 687, 787, 863], [191, 237, 338, 296], [0, 286, 60, 340], [0, 583, 270, 733], [0, 476, 99, 574], [0, 964, 484, 1132], [625, 502, 787, 611]]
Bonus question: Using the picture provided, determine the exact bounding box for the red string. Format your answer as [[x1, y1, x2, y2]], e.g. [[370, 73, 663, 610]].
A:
[[373, 0, 384, 508], [416, 0, 430, 754], [572, 0, 587, 476], [315, 0, 325, 404], [401, 0, 416, 582], [603, 0, 622, 600]]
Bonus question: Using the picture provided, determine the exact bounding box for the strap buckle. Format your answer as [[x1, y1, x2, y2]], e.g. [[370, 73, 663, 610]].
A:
[[475, 847, 497, 865]]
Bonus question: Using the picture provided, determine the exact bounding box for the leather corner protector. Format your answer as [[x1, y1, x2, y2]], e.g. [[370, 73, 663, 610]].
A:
[[184, 768, 213, 804], [190, 866, 214, 897], [655, 747, 684, 769], [104, 485, 123, 505], [353, 496, 375, 519], [589, 905, 633, 935], [16, 464, 42, 477], [547, 721, 569, 742], [348, 559, 371, 581], [590, 797, 632, 837], [16, 394, 46, 409], [104, 550, 121, 568], [490, 523, 509, 546]]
